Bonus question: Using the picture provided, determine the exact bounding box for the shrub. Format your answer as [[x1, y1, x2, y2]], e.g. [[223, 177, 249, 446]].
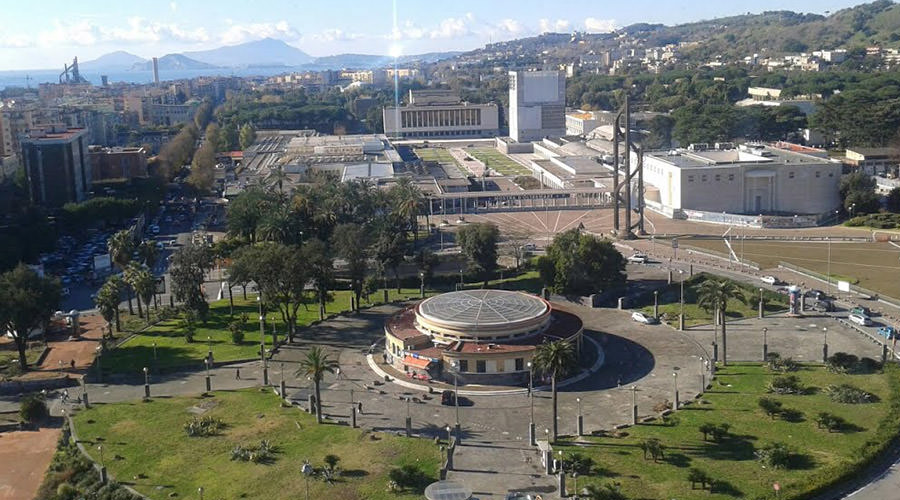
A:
[[710, 423, 731, 441], [755, 442, 792, 469], [20, 395, 48, 424], [768, 375, 803, 394], [583, 483, 627, 500], [815, 412, 848, 432], [387, 464, 429, 491], [229, 321, 245, 344], [184, 416, 224, 437], [758, 397, 783, 419], [231, 440, 275, 463], [324, 454, 341, 473], [857, 357, 882, 374], [827, 352, 859, 373], [766, 353, 799, 372], [565, 452, 594, 475], [698, 422, 716, 441], [688, 468, 711, 489], [826, 384, 877, 404]]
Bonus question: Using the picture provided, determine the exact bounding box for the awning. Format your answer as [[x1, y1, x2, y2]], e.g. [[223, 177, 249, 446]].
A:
[[403, 355, 433, 370]]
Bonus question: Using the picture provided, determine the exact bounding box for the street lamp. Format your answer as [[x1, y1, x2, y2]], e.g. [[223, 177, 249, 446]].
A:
[[97, 444, 104, 467], [672, 371, 679, 409], [826, 237, 832, 295], [259, 313, 268, 385], [301, 460, 313, 500], [679, 270, 685, 331], [527, 361, 535, 445], [759, 288, 764, 319], [450, 360, 461, 442], [576, 396, 583, 436], [143, 367, 150, 399], [763, 327, 769, 361], [631, 385, 638, 425], [152, 342, 157, 360], [699, 357, 706, 393], [823, 327, 829, 363], [419, 272, 425, 299], [204, 358, 211, 392], [198, 487, 204, 500]]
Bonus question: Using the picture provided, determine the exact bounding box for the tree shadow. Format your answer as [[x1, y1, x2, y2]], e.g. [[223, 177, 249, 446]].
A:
[[788, 453, 816, 470], [711, 479, 744, 497], [341, 469, 369, 478], [698, 435, 757, 461], [780, 409, 805, 423], [665, 452, 692, 468]]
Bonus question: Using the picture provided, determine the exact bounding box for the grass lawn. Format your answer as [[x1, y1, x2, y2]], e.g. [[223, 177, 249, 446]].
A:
[[103, 288, 432, 374], [467, 148, 531, 176], [0, 342, 45, 379], [71, 389, 439, 500], [684, 239, 900, 298], [639, 273, 788, 327], [414, 147, 467, 177], [557, 363, 900, 500]]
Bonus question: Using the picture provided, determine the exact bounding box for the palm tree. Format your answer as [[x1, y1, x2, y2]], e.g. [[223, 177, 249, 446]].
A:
[[95, 275, 123, 336], [137, 240, 158, 269], [532, 339, 577, 442], [132, 268, 157, 324], [697, 279, 744, 366], [393, 177, 423, 247], [108, 230, 135, 314], [124, 262, 145, 319], [296, 346, 339, 424]]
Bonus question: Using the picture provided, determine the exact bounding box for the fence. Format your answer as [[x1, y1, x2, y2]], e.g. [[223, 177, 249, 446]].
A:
[[680, 209, 823, 228]]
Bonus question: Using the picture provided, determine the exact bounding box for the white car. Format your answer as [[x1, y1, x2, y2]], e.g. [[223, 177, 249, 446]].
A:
[[848, 313, 872, 326], [631, 311, 659, 324], [760, 275, 778, 285], [627, 253, 648, 264]]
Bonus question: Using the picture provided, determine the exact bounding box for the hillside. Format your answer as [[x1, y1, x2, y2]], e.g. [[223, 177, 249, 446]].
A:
[[80, 51, 147, 71], [130, 54, 217, 71], [183, 38, 313, 67]]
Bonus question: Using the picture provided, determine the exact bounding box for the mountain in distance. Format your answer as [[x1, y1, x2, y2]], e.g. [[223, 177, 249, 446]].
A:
[[130, 53, 218, 71], [79, 51, 147, 71], [309, 51, 462, 69], [184, 37, 313, 68]]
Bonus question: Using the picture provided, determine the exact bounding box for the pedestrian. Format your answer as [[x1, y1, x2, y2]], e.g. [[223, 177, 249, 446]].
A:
[[70, 359, 75, 370], [63, 389, 69, 402], [357, 401, 363, 415], [235, 368, 241, 380]]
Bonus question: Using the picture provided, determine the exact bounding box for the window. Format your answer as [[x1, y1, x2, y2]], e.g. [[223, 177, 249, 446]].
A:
[[829, 172, 834, 177], [476, 360, 486, 373], [701, 175, 708, 182], [688, 175, 695, 182], [515, 358, 524, 371], [789, 172, 795, 179], [496, 360, 505, 372], [728, 174, 735, 181], [458, 360, 468, 372], [815, 171, 821, 178], [715, 174, 721, 181]]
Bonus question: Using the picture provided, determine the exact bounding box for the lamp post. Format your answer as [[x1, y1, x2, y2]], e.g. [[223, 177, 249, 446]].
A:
[[459, 269, 464, 289], [557, 450, 566, 497], [576, 397, 583, 436], [97, 444, 104, 467], [450, 360, 461, 443], [823, 327, 829, 363], [759, 287, 764, 319], [301, 461, 313, 500], [419, 272, 425, 299], [206, 336, 212, 363], [699, 357, 706, 393], [143, 367, 150, 399], [152, 342, 157, 361], [672, 371, 679, 409], [405, 396, 412, 437], [259, 313, 268, 385], [763, 327, 769, 361], [679, 270, 685, 331], [204, 358, 211, 392], [827, 237, 832, 296], [95, 345, 103, 382], [81, 376, 89, 408], [528, 361, 535, 445], [198, 487, 204, 500]]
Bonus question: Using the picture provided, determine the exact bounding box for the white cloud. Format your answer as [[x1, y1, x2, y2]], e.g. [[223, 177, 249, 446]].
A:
[[306, 29, 363, 43], [31, 18, 208, 48], [170, 2, 177, 12], [539, 18, 570, 33], [431, 16, 472, 39], [219, 21, 300, 45], [0, 33, 33, 48], [495, 19, 524, 35], [105, 17, 209, 44], [584, 17, 617, 33]]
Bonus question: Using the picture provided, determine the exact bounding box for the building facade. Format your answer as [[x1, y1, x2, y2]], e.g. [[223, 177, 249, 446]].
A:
[[21, 125, 91, 207], [383, 90, 499, 139], [508, 70, 566, 142], [640, 144, 841, 216], [88, 146, 149, 181]]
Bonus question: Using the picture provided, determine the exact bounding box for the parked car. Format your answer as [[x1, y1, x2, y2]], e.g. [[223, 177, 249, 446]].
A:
[[760, 275, 778, 285], [877, 326, 897, 339], [627, 253, 648, 264], [805, 289, 829, 301], [441, 390, 457, 406], [811, 300, 835, 313], [851, 306, 872, 317], [631, 311, 659, 324], [849, 313, 872, 326]]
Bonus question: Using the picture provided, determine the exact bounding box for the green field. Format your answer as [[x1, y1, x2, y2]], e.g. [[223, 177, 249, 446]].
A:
[[639, 273, 788, 327], [467, 148, 532, 176], [71, 389, 439, 500], [684, 239, 900, 298], [103, 288, 431, 374], [0, 342, 44, 379], [414, 147, 467, 177], [558, 363, 900, 500]]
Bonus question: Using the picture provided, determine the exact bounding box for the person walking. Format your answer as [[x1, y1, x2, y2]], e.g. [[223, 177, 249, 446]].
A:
[[235, 368, 241, 380]]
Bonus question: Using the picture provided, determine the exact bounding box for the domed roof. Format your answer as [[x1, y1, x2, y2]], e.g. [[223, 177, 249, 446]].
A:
[[417, 289, 548, 328]]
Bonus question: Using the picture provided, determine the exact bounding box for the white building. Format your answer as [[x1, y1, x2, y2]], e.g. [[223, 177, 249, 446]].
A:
[[383, 90, 499, 139], [508, 70, 566, 142], [640, 144, 841, 216]]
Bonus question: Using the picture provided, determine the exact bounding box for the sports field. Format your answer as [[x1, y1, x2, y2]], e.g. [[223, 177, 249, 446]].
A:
[[467, 148, 532, 176], [685, 238, 900, 297]]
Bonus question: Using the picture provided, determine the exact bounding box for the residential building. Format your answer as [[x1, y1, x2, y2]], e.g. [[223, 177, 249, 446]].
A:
[[88, 146, 148, 181], [845, 147, 899, 175], [508, 70, 566, 142], [20, 124, 91, 207], [382, 90, 499, 139]]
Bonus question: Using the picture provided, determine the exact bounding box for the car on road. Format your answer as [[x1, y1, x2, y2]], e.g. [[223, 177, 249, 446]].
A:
[[811, 300, 835, 312], [631, 311, 659, 324], [761, 275, 779, 285], [849, 313, 872, 326], [877, 326, 898, 339], [851, 306, 872, 317], [805, 289, 829, 301], [627, 253, 648, 264]]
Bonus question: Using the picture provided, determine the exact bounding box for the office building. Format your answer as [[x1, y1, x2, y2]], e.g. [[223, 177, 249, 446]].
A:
[[88, 146, 148, 181], [21, 125, 91, 207], [382, 90, 499, 139], [152, 57, 160, 85], [508, 70, 566, 142]]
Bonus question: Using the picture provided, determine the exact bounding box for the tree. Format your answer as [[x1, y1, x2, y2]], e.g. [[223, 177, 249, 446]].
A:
[[95, 275, 123, 336], [697, 279, 743, 366], [758, 397, 783, 419], [303, 239, 333, 321], [169, 242, 214, 321], [457, 223, 500, 287], [839, 171, 881, 215], [239, 123, 257, 150], [688, 468, 711, 490], [0, 265, 61, 370], [698, 422, 716, 441], [886, 187, 900, 213], [296, 346, 339, 423], [537, 229, 626, 296], [532, 340, 577, 442], [391, 177, 423, 246], [331, 224, 369, 309], [227, 187, 277, 243], [107, 229, 135, 314], [137, 240, 159, 269], [124, 262, 146, 319], [582, 483, 627, 500], [188, 141, 216, 193], [132, 267, 157, 324], [373, 225, 407, 293], [413, 248, 439, 288]]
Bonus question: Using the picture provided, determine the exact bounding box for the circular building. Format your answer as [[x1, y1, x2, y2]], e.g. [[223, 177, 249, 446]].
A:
[[384, 289, 583, 385]]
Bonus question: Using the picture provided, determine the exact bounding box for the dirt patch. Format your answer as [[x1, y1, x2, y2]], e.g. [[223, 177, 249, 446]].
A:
[[0, 427, 61, 500]]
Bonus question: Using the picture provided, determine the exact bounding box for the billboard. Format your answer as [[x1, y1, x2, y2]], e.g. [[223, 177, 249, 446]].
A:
[[93, 254, 112, 272], [837, 280, 851, 293]]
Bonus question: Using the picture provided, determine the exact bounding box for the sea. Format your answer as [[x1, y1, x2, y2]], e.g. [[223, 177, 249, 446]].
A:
[[0, 66, 297, 90]]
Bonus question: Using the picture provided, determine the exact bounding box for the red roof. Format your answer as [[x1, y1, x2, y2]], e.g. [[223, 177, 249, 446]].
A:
[[403, 355, 433, 369]]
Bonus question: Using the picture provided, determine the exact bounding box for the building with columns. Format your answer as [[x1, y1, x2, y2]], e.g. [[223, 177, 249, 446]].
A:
[[382, 90, 499, 139]]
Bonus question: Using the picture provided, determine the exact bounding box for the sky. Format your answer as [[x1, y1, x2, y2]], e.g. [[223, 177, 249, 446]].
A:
[[0, 0, 873, 70]]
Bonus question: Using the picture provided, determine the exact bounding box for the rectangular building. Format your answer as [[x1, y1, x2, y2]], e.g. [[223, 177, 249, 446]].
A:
[[88, 146, 148, 181], [21, 124, 91, 207], [383, 90, 499, 139], [508, 70, 566, 142], [640, 144, 841, 216]]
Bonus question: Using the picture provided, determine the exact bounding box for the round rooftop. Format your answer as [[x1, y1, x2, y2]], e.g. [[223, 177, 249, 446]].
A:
[[418, 290, 548, 328]]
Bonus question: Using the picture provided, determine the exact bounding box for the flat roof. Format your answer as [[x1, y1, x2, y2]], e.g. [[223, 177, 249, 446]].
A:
[[418, 290, 548, 327], [646, 145, 832, 170]]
